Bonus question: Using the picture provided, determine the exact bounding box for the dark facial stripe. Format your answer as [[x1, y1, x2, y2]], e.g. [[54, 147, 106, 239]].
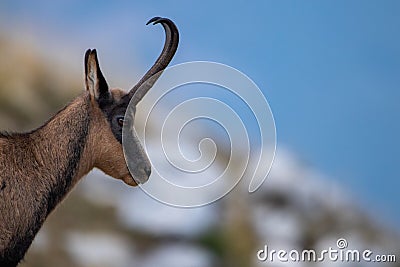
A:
[[99, 97, 131, 144]]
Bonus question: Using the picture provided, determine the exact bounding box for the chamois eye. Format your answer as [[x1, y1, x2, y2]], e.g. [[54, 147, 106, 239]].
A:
[[116, 116, 124, 127]]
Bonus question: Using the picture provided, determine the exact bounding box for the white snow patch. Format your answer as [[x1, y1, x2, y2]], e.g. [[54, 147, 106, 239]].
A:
[[65, 231, 135, 267]]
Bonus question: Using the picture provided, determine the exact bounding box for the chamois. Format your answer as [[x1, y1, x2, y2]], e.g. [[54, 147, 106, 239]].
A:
[[0, 17, 179, 266]]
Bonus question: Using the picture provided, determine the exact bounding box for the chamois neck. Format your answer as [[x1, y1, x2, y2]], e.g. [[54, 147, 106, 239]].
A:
[[0, 93, 95, 266], [29, 93, 93, 211]]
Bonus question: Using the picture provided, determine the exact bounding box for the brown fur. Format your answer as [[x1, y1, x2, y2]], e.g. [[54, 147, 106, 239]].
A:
[[86, 91, 137, 186], [0, 17, 179, 266], [0, 92, 135, 266], [0, 94, 90, 266]]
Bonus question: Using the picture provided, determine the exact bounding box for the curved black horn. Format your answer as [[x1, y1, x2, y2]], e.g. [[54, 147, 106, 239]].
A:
[[128, 17, 179, 105]]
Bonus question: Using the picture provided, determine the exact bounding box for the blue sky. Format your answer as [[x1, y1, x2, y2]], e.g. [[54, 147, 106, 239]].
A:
[[1, 1, 399, 224]]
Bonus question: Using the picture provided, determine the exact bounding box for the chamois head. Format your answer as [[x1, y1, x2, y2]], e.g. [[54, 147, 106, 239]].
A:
[[84, 17, 178, 186]]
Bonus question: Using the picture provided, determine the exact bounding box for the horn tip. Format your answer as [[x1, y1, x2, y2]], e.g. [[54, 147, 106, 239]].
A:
[[146, 16, 173, 26], [146, 16, 162, 25]]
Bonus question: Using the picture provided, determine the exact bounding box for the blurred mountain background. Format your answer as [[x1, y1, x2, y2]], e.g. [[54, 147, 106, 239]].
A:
[[0, 1, 399, 267]]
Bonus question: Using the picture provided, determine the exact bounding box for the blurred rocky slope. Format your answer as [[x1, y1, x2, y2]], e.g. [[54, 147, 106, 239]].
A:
[[0, 35, 81, 131], [0, 34, 398, 267]]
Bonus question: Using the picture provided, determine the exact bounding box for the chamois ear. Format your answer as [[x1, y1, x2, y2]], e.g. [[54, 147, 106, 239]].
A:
[[84, 49, 110, 103]]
